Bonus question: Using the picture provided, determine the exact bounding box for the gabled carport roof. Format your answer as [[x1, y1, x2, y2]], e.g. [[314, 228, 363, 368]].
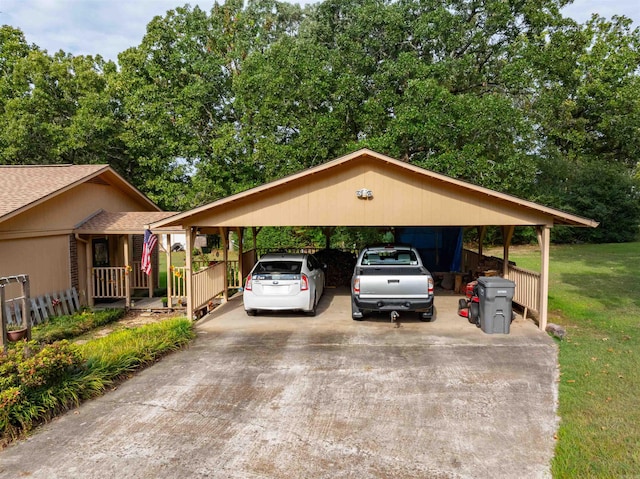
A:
[[151, 149, 598, 230]]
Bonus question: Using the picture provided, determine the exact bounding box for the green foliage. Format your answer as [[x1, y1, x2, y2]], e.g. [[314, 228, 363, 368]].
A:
[[2, 1, 640, 240], [79, 318, 195, 381], [0, 318, 194, 444], [32, 309, 125, 344], [543, 162, 640, 243], [0, 341, 84, 439]]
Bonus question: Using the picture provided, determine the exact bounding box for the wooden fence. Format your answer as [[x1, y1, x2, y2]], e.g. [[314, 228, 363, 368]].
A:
[[4, 287, 81, 326]]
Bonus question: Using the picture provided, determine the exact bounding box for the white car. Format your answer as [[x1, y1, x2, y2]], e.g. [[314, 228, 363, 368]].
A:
[[243, 253, 325, 316]]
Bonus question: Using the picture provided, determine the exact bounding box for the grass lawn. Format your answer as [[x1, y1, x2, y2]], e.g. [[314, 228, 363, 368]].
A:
[[500, 242, 640, 477]]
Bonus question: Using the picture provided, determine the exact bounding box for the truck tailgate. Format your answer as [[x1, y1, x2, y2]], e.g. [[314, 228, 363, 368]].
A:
[[358, 268, 431, 297]]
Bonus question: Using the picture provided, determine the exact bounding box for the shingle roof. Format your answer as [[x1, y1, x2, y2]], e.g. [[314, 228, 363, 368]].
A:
[[0, 164, 109, 221], [74, 211, 181, 234]]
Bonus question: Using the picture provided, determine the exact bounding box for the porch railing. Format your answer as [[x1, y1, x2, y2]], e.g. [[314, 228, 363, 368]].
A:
[[131, 261, 148, 289], [92, 267, 126, 298], [170, 266, 187, 303]]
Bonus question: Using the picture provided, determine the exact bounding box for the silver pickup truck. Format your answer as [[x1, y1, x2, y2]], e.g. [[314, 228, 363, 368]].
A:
[[351, 245, 435, 321]]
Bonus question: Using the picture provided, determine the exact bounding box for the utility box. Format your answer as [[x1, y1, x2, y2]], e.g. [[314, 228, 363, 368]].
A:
[[477, 277, 516, 334]]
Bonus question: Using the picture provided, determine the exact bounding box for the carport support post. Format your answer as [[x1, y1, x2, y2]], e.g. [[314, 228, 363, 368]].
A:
[[220, 227, 229, 302], [185, 227, 195, 320], [502, 226, 514, 277], [537, 226, 551, 331], [236, 227, 244, 289], [477, 226, 487, 257], [166, 234, 172, 307]]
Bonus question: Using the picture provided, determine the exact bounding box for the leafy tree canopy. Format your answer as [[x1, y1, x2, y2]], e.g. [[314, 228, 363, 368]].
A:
[[1, 1, 639, 242]]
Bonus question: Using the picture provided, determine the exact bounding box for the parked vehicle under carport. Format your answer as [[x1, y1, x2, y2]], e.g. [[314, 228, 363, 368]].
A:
[[243, 253, 326, 316]]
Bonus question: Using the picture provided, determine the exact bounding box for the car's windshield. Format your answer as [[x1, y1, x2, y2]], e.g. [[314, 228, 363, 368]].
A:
[[254, 261, 302, 274], [362, 250, 418, 266]]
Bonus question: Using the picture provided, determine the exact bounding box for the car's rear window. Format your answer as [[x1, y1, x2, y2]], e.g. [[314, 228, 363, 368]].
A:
[[254, 261, 302, 274], [362, 250, 417, 266]]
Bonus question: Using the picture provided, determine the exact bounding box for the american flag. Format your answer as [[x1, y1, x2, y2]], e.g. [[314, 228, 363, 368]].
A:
[[141, 229, 157, 276]]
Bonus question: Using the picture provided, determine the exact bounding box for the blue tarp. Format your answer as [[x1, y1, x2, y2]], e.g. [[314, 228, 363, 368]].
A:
[[396, 227, 463, 272]]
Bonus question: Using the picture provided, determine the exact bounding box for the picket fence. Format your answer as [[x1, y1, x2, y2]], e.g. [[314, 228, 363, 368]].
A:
[[4, 287, 81, 327]]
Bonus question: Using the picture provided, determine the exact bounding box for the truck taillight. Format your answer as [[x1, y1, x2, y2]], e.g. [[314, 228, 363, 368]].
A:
[[301, 274, 309, 291], [245, 275, 252, 291], [428, 277, 434, 295], [353, 277, 360, 294]]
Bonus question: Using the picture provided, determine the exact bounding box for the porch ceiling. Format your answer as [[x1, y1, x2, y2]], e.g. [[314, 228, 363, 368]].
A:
[[74, 210, 183, 235]]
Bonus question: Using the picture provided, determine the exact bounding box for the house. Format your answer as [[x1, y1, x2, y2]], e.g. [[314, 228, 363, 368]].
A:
[[0, 164, 179, 310]]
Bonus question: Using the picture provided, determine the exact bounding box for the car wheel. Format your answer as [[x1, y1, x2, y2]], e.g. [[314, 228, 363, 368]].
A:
[[246, 309, 256, 316], [352, 297, 364, 321]]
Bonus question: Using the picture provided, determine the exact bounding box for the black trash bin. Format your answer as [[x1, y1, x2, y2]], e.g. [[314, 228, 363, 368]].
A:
[[477, 276, 516, 334]]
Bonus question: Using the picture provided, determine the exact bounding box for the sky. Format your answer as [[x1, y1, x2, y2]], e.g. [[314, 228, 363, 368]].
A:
[[1, 0, 639, 63]]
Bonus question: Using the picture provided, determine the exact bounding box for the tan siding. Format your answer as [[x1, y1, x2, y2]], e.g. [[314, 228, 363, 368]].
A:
[[181, 159, 550, 227], [0, 236, 71, 299], [0, 183, 156, 236]]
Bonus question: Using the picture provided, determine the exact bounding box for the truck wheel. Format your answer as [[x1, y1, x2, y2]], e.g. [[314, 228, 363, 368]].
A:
[[419, 306, 434, 322], [352, 297, 364, 321], [246, 309, 257, 316]]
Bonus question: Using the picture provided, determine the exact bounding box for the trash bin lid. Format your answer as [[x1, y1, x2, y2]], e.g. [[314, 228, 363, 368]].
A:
[[477, 276, 516, 289]]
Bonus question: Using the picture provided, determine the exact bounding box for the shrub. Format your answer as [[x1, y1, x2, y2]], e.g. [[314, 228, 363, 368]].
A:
[[0, 341, 83, 439], [0, 318, 194, 444]]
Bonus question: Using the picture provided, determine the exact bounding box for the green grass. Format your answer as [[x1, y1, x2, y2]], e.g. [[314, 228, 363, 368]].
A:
[[31, 309, 125, 344], [504, 242, 640, 477]]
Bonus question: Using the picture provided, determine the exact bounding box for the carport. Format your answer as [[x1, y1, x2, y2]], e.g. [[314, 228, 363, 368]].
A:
[[151, 148, 597, 330]]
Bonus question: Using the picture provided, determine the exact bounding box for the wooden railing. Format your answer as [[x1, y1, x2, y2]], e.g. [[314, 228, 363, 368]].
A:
[[131, 261, 148, 289], [461, 249, 540, 317], [506, 265, 540, 317], [92, 267, 126, 298], [227, 260, 240, 288], [461, 249, 481, 274], [170, 266, 187, 302], [192, 262, 226, 310]]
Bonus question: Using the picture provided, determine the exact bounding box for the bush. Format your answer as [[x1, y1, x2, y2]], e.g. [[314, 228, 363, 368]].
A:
[[1, 318, 194, 445], [0, 341, 84, 439]]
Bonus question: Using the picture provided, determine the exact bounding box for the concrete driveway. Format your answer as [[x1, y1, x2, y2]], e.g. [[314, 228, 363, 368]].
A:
[[0, 289, 558, 479]]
